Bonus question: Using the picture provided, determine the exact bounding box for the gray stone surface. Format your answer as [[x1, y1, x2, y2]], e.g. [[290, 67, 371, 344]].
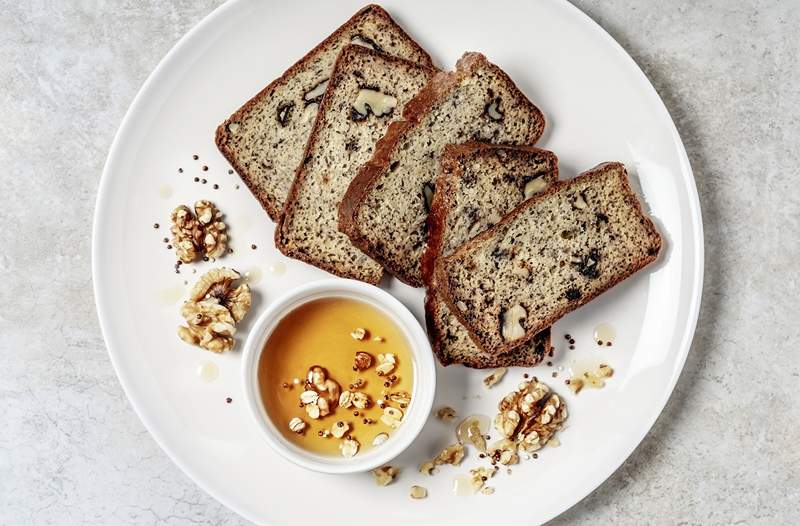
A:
[[1, 1, 797, 525]]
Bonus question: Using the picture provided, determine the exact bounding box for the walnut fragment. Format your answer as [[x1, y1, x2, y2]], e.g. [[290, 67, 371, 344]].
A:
[[489, 379, 567, 461], [482, 367, 507, 389], [170, 200, 228, 263], [419, 443, 466, 474], [436, 406, 457, 422], [372, 466, 399, 486], [178, 268, 251, 352]]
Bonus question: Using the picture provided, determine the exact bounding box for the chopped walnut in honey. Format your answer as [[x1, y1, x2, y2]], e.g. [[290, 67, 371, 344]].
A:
[[288, 417, 306, 434], [380, 405, 402, 429], [177, 268, 251, 352], [298, 366, 341, 419], [170, 200, 228, 263], [340, 437, 360, 458], [350, 327, 367, 340], [388, 391, 411, 405], [372, 466, 399, 486], [376, 353, 396, 376], [331, 420, 350, 438], [353, 351, 373, 371]]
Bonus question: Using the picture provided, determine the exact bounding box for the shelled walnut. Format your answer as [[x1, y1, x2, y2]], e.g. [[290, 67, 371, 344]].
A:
[[177, 268, 251, 352], [492, 379, 568, 458], [170, 200, 228, 263]]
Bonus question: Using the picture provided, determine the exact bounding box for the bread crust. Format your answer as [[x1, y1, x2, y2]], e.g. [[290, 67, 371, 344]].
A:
[[422, 143, 558, 366], [424, 290, 550, 368], [435, 162, 663, 355], [338, 52, 545, 287], [215, 4, 434, 221], [274, 45, 434, 284], [420, 142, 559, 285]]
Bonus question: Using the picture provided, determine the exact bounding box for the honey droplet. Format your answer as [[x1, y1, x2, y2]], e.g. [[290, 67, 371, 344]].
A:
[[268, 262, 286, 276], [196, 361, 219, 383], [452, 474, 477, 496], [456, 414, 491, 452], [593, 323, 616, 346], [244, 266, 263, 285], [156, 284, 184, 305]]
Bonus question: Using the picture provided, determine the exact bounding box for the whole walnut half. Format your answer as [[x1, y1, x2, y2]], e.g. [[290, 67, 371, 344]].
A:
[[189, 267, 251, 323], [170, 200, 228, 263], [178, 301, 236, 353], [178, 267, 252, 352]]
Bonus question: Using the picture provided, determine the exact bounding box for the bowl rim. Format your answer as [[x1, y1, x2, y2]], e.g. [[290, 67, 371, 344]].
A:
[[241, 278, 437, 474]]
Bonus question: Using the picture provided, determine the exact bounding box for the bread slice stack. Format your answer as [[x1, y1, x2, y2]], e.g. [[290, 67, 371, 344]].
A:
[[339, 52, 546, 287], [215, 5, 663, 370], [216, 4, 433, 221], [423, 143, 558, 368], [275, 45, 434, 283], [434, 162, 662, 355]]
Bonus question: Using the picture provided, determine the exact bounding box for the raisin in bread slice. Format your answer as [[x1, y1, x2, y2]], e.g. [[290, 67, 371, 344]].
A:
[[339, 52, 545, 287], [275, 46, 434, 283], [423, 143, 558, 368], [435, 162, 662, 355], [215, 4, 433, 221]]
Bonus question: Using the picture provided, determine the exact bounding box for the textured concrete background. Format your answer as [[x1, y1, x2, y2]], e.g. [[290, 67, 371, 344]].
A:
[[1, 1, 798, 524]]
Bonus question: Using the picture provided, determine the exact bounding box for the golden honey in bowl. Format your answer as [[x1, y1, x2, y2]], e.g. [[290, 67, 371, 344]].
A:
[[258, 297, 414, 458]]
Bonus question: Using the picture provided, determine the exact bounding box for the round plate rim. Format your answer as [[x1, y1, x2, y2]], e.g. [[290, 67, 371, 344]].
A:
[[91, 0, 705, 524]]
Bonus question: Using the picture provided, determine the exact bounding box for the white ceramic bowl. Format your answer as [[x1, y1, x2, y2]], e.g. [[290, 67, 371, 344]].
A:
[[241, 278, 436, 474]]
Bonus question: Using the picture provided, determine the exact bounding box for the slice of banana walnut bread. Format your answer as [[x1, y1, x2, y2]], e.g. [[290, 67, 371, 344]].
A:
[[275, 45, 434, 283], [423, 143, 558, 368], [339, 52, 546, 287], [215, 4, 433, 221], [435, 162, 662, 355]]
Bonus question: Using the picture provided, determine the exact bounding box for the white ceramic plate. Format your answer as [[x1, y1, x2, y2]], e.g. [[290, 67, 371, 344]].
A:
[[92, 1, 703, 524]]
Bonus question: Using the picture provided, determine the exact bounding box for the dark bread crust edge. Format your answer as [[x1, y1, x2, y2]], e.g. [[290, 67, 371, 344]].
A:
[[435, 162, 664, 355], [338, 52, 546, 287], [422, 142, 558, 367], [425, 290, 550, 368], [274, 45, 435, 285], [214, 4, 435, 222]]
